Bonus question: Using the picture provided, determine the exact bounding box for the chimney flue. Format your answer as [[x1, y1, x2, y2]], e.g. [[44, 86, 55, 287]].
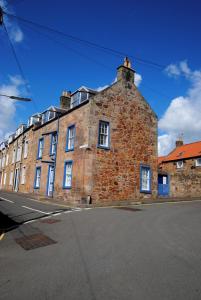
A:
[[60, 90, 71, 110]]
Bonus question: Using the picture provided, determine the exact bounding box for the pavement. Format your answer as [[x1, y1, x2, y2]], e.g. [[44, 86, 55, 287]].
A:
[[0, 191, 201, 300]]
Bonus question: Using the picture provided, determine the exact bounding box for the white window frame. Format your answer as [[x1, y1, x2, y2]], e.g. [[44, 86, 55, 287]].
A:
[[140, 165, 151, 193], [21, 166, 26, 184], [3, 172, 7, 185], [35, 167, 41, 188], [63, 161, 73, 189], [195, 158, 201, 167], [9, 171, 13, 186], [6, 154, 9, 166], [176, 160, 183, 169], [16, 146, 22, 162], [2, 155, 5, 168], [37, 138, 44, 159], [66, 126, 75, 151], [50, 133, 57, 155], [12, 149, 16, 164], [24, 140, 29, 158], [98, 121, 110, 148]]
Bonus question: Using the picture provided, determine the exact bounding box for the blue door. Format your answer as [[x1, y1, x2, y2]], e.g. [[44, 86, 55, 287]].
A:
[[158, 174, 169, 196]]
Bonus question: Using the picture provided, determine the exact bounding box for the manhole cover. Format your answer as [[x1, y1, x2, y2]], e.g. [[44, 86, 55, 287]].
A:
[[115, 207, 141, 212], [15, 233, 57, 250], [40, 218, 60, 224]]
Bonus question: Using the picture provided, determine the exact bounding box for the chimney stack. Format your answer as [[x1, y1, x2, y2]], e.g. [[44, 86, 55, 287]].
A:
[[176, 134, 184, 148], [60, 90, 71, 110], [117, 57, 135, 83]]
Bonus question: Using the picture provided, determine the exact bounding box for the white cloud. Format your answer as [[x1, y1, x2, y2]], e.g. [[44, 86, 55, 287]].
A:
[[0, 75, 25, 142], [159, 61, 201, 155], [134, 73, 142, 87], [0, 0, 24, 43]]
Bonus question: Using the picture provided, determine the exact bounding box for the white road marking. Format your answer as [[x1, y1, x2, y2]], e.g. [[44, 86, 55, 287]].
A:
[[0, 197, 14, 203], [52, 213, 61, 216], [22, 205, 51, 215], [23, 220, 35, 224]]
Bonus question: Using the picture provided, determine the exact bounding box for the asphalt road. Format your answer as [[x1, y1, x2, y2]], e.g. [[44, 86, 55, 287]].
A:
[[0, 191, 201, 300]]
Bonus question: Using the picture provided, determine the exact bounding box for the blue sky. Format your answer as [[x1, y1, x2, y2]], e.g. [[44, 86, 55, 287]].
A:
[[0, 0, 201, 154]]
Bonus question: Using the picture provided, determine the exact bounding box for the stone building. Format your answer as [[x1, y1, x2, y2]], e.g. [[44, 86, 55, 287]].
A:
[[158, 140, 201, 198], [0, 59, 158, 205]]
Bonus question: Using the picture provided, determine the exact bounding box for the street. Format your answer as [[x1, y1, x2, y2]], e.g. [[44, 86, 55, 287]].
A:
[[0, 191, 201, 300]]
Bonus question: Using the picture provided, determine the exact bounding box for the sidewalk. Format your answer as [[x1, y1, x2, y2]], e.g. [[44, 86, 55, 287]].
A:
[[1, 189, 201, 208]]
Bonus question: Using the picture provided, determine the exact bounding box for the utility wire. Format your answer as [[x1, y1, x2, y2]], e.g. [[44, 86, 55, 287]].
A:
[[3, 21, 38, 110], [22, 21, 169, 100], [22, 21, 114, 72], [2, 0, 26, 10], [5, 11, 167, 70]]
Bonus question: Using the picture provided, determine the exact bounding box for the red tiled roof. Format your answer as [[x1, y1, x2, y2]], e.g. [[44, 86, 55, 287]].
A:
[[159, 141, 201, 163], [158, 156, 166, 164]]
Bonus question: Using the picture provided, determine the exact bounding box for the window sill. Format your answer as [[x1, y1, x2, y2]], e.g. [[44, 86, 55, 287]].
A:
[[97, 145, 110, 150], [63, 186, 72, 190], [140, 190, 152, 194], [49, 153, 56, 157], [34, 187, 40, 189], [65, 148, 74, 153]]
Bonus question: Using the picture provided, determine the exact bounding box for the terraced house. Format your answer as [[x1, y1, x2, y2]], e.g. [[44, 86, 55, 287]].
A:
[[158, 140, 201, 198], [0, 59, 158, 205]]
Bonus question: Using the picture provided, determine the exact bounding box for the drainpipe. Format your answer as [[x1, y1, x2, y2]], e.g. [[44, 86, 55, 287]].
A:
[[52, 113, 60, 198]]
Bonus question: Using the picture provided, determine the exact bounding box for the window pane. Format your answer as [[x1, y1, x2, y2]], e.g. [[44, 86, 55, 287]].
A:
[[64, 163, 72, 187], [99, 121, 109, 147], [67, 126, 75, 150], [141, 167, 150, 191]]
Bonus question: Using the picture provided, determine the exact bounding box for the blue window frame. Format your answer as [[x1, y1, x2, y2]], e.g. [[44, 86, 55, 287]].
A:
[[34, 166, 41, 189], [63, 161, 73, 189], [140, 165, 151, 193], [66, 125, 75, 152], [37, 138, 44, 159], [50, 133, 57, 156], [98, 121, 110, 149]]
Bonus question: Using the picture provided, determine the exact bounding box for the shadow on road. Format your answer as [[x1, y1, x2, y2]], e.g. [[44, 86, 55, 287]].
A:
[[0, 212, 20, 234]]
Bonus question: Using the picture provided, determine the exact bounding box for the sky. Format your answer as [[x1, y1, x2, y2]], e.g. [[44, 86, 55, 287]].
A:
[[0, 0, 201, 155]]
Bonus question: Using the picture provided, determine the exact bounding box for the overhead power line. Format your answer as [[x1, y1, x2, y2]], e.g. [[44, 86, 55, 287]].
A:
[[2, 0, 26, 10], [4, 11, 167, 70], [22, 21, 114, 71], [2, 21, 38, 110]]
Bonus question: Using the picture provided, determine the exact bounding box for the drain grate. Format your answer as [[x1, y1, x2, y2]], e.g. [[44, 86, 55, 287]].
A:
[[15, 233, 57, 250], [40, 218, 60, 224], [115, 207, 142, 212]]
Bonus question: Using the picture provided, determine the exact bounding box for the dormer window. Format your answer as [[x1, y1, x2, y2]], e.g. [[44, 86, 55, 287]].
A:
[[71, 92, 89, 108], [42, 110, 56, 124], [176, 160, 183, 169], [48, 110, 55, 120]]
